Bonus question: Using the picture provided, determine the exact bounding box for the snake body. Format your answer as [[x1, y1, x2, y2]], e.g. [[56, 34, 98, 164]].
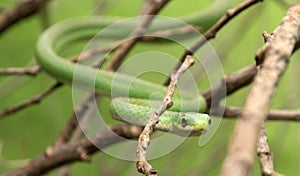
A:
[[35, 1, 229, 136]]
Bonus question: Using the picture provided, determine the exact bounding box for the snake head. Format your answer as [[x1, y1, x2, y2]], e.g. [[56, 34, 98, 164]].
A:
[[174, 113, 210, 136]]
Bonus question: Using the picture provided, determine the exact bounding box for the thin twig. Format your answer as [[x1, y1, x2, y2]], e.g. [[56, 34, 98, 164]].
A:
[[0, 0, 50, 34], [106, 0, 170, 71], [139, 0, 154, 15], [201, 64, 257, 109], [221, 3, 300, 175], [211, 106, 300, 121], [0, 82, 63, 119], [45, 93, 99, 155], [141, 25, 201, 41], [0, 65, 41, 76], [71, 25, 199, 64], [3, 124, 143, 176], [136, 55, 195, 175], [164, 0, 262, 86], [257, 126, 283, 176], [0, 57, 83, 118]]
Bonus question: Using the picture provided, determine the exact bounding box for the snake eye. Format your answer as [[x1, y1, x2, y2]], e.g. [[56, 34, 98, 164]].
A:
[[181, 116, 187, 127], [208, 119, 212, 125]]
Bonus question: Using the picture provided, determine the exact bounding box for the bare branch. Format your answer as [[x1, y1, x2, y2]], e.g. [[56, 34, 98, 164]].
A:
[[106, 0, 170, 71], [221, 3, 300, 175], [141, 25, 201, 41], [0, 65, 40, 76], [0, 0, 50, 34], [71, 25, 199, 64], [0, 82, 62, 119], [139, 0, 154, 15], [164, 0, 262, 86], [202, 64, 257, 108], [45, 93, 100, 156], [136, 55, 194, 175], [257, 126, 283, 176], [3, 124, 142, 176], [211, 106, 300, 121]]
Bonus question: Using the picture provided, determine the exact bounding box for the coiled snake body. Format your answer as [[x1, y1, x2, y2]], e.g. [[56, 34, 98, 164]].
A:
[[35, 1, 229, 136]]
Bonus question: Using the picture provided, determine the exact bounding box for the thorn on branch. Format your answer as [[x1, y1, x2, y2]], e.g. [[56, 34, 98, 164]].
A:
[[262, 31, 273, 43]]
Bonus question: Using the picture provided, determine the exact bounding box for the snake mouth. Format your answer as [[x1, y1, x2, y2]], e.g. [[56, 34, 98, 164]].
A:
[[170, 128, 206, 137], [170, 113, 211, 136], [189, 125, 209, 136], [171, 124, 209, 137], [188, 118, 211, 136]]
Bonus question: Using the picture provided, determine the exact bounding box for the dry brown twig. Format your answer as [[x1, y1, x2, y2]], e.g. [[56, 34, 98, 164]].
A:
[[212, 106, 300, 121], [136, 55, 195, 175], [257, 126, 283, 176], [0, 0, 50, 34], [0, 65, 41, 76], [45, 93, 100, 155], [255, 26, 283, 176], [106, 0, 170, 71], [202, 64, 257, 108], [164, 0, 263, 86], [0, 82, 63, 119], [3, 124, 143, 176], [221, 2, 300, 175]]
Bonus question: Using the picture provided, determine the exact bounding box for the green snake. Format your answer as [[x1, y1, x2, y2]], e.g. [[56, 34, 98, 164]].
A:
[[35, 1, 230, 136]]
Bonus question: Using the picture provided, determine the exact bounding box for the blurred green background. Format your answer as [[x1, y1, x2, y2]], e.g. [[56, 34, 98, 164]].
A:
[[0, 0, 299, 175]]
